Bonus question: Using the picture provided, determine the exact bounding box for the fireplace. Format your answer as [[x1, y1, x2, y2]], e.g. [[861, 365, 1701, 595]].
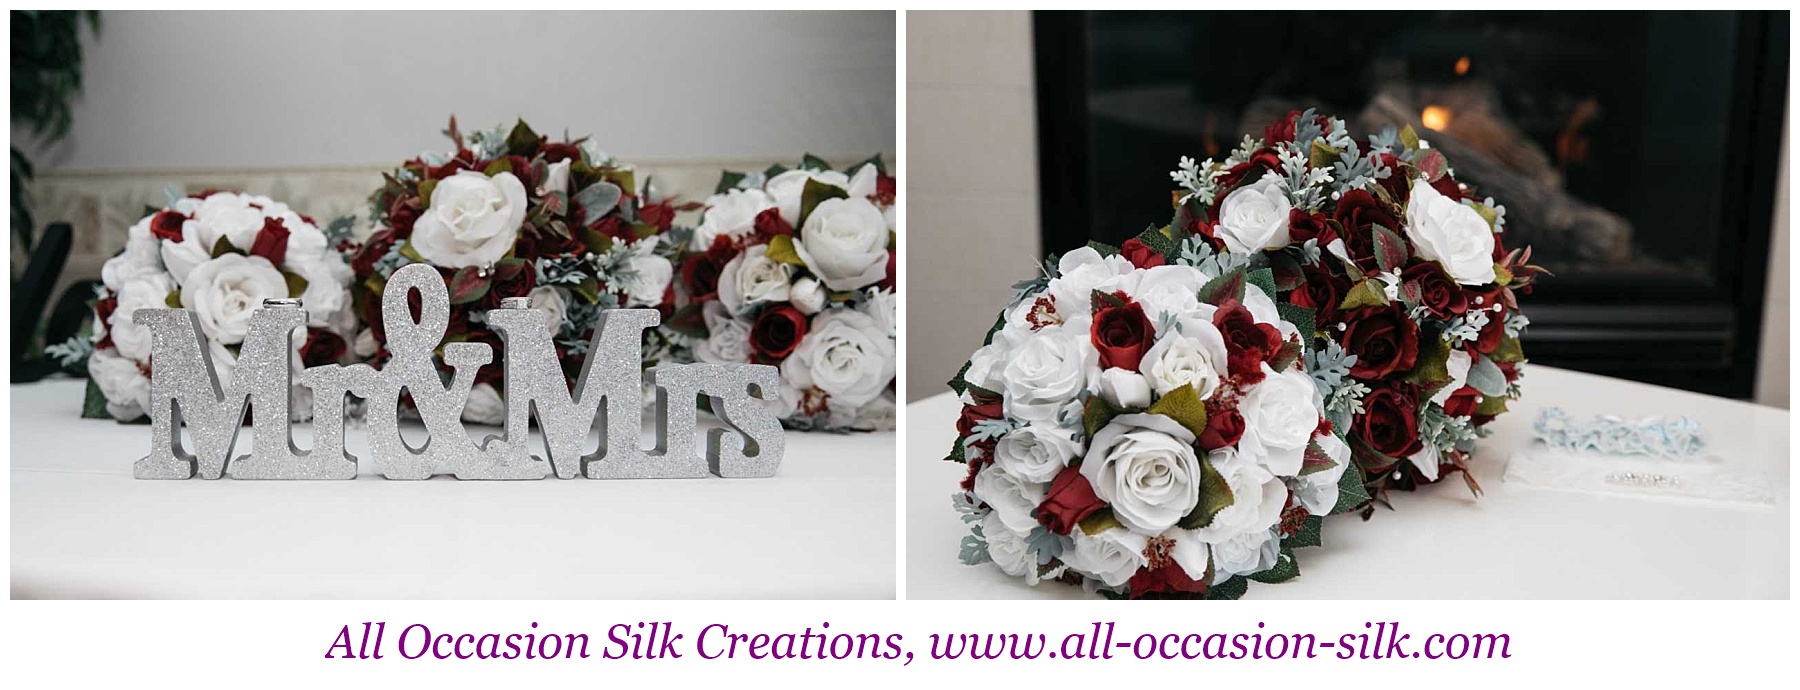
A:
[[1033, 10, 1790, 399]]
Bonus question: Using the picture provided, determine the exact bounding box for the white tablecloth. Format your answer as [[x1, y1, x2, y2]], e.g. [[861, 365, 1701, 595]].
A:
[[905, 366, 1789, 599], [10, 378, 895, 599]]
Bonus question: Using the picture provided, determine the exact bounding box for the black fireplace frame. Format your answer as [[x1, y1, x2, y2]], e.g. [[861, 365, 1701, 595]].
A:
[[1032, 10, 1789, 399]]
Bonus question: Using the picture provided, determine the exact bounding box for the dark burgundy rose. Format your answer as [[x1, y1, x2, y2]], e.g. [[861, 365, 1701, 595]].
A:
[[681, 252, 727, 303], [93, 296, 119, 349], [751, 207, 793, 245], [424, 158, 469, 181], [874, 171, 896, 205], [1357, 387, 1423, 459], [249, 216, 291, 265], [638, 201, 676, 231], [750, 306, 807, 362], [480, 259, 537, 310], [1198, 407, 1245, 450], [589, 215, 634, 242], [955, 398, 1004, 440], [149, 210, 187, 242], [1338, 306, 1419, 379], [1430, 174, 1464, 201], [515, 226, 584, 257], [1286, 209, 1335, 244], [1401, 261, 1467, 319], [1037, 466, 1105, 536], [540, 141, 582, 163], [1119, 238, 1165, 269], [1264, 111, 1301, 144], [1212, 299, 1282, 382], [1375, 153, 1410, 204], [300, 328, 347, 368], [1090, 297, 1153, 370], [1214, 148, 1284, 192], [878, 250, 896, 291], [501, 155, 536, 192], [1332, 189, 1401, 271], [1473, 305, 1507, 355], [1288, 266, 1349, 324], [1441, 386, 1481, 418], [386, 196, 422, 238], [1127, 561, 1210, 599], [350, 228, 396, 278]]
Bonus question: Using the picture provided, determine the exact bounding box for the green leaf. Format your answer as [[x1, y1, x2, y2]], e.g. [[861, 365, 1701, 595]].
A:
[[851, 153, 886, 175], [1133, 224, 1177, 261], [81, 377, 110, 419], [1205, 575, 1248, 600], [483, 158, 514, 176], [1245, 268, 1277, 302], [797, 177, 850, 230], [1090, 288, 1128, 315], [1276, 302, 1317, 347], [1268, 339, 1302, 373], [764, 234, 806, 266], [665, 304, 708, 339], [1308, 139, 1339, 169], [571, 275, 601, 304], [1475, 394, 1510, 417], [1399, 124, 1420, 152], [1416, 150, 1448, 182], [577, 226, 614, 256], [1331, 451, 1372, 515], [1271, 251, 1306, 292], [448, 266, 489, 305], [573, 181, 623, 219], [763, 163, 789, 179], [1085, 240, 1120, 257], [417, 179, 437, 210], [1337, 278, 1388, 310], [539, 190, 568, 217], [1491, 334, 1525, 363], [1403, 334, 1452, 388], [800, 153, 832, 172], [1465, 353, 1508, 397], [714, 171, 747, 195], [398, 241, 426, 263], [944, 435, 966, 464], [1078, 508, 1124, 536], [1299, 440, 1335, 475], [1082, 395, 1121, 440], [1286, 515, 1324, 549], [1470, 202, 1500, 231], [209, 235, 241, 258], [947, 360, 973, 397], [504, 119, 538, 156], [1179, 458, 1236, 530], [1198, 265, 1247, 306], [281, 270, 309, 299], [1147, 383, 1207, 436], [164, 290, 181, 308], [1248, 546, 1301, 584], [1372, 224, 1408, 273]]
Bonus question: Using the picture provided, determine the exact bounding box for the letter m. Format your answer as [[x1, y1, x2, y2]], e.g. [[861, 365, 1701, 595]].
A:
[[133, 308, 302, 479]]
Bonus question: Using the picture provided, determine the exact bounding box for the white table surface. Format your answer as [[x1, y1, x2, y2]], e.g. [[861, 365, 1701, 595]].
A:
[[906, 366, 1790, 599], [10, 378, 895, 599]]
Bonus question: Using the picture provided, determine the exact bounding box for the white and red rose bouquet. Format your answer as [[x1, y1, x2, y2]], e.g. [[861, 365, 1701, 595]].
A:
[[675, 156, 897, 431], [63, 190, 358, 421], [1167, 110, 1543, 508], [346, 118, 690, 424], [947, 242, 1357, 599]]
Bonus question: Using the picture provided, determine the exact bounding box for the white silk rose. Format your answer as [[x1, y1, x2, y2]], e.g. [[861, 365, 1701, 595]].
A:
[[1209, 527, 1282, 584], [765, 168, 851, 225], [981, 512, 1039, 583], [972, 463, 1046, 535], [1405, 178, 1496, 285], [1081, 413, 1203, 534], [695, 302, 753, 364], [996, 318, 1095, 424], [790, 276, 827, 315], [410, 170, 526, 268], [1138, 317, 1228, 399], [193, 192, 269, 251], [1063, 526, 1149, 588], [180, 254, 289, 345], [1191, 448, 1288, 543], [1097, 368, 1151, 409], [694, 188, 775, 250], [794, 197, 889, 291], [1047, 247, 1133, 316], [526, 286, 569, 331], [462, 383, 506, 426], [994, 423, 1083, 484], [1125, 265, 1206, 322], [1292, 431, 1351, 516], [620, 240, 674, 307], [108, 272, 176, 361], [717, 244, 794, 314], [1235, 365, 1321, 476], [1214, 175, 1293, 253], [88, 348, 151, 421], [780, 308, 895, 408]]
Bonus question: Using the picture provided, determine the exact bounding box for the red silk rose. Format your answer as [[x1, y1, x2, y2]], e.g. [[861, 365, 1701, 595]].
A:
[[1442, 386, 1481, 418], [1401, 261, 1467, 320], [1357, 387, 1424, 459], [1212, 299, 1282, 382], [1199, 407, 1246, 450], [752, 207, 794, 244], [1127, 561, 1210, 599], [1332, 189, 1401, 271], [1091, 298, 1153, 370], [681, 252, 727, 304], [249, 217, 290, 266], [1119, 238, 1166, 269], [1037, 466, 1104, 535], [638, 201, 676, 231], [750, 306, 807, 362], [301, 328, 347, 368], [1286, 209, 1336, 244], [1339, 306, 1419, 379], [1214, 148, 1284, 192], [1287, 265, 1348, 324], [149, 210, 187, 242]]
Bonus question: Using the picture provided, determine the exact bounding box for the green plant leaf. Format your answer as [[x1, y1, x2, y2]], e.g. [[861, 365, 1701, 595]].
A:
[[1178, 458, 1235, 530], [1248, 546, 1301, 584], [81, 377, 110, 419], [800, 153, 832, 172], [1198, 265, 1247, 306], [1268, 338, 1302, 373], [1082, 394, 1121, 439], [416, 179, 437, 210], [209, 235, 241, 258], [1146, 383, 1207, 436], [1078, 508, 1124, 536], [1276, 302, 1317, 346], [1337, 278, 1388, 310], [1286, 515, 1324, 549], [1372, 223, 1408, 273], [573, 181, 623, 219], [1491, 334, 1524, 363], [1205, 575, 1247, 600], [1331, 451, 1372, 515], [163, 290, 181, 308], [504, 119, 538, 156], [852, 153, 886, 174], [714, 170, 747, 195], [398, 241, 426, 263], [1465, 353, 1508, 396], [665, 304, 708, 339], [1133, 224, 1177, 261], [764, 234, 806, 265], [448, 266, 489, 305], [1399, 124, 1420, 151], [1476, 394, 1510, 417], [1403, 334, 1452, 388], [281, 270, 309, 299], [797, 177, 849, 230], [1245, 267, 1277, 302], [571, 275, 600, 304], [1085, 240, 1120, 257], [483, 158, 513, 176], [1309, 139, 1339, 169]]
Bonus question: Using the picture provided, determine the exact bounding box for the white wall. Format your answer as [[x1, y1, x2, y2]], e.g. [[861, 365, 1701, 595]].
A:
[[1754, 110, 1789, 409], [21, 10, 895, 171], [905, 11, 1043, 402]]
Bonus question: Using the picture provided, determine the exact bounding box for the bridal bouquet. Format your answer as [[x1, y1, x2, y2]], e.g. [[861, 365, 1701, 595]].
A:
[[1168, 110, 1543, 506], [67, 190, 357, 421], [947, 240, 1359, 599], [347, 118, 688, 424], [676, 156, 897, 431]]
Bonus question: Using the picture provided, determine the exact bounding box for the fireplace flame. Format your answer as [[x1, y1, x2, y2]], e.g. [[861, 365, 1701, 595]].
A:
[[1556, 97, 1602, 169], [1454, 56, 1471, 76], [1421, 105, 1452, 132]]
